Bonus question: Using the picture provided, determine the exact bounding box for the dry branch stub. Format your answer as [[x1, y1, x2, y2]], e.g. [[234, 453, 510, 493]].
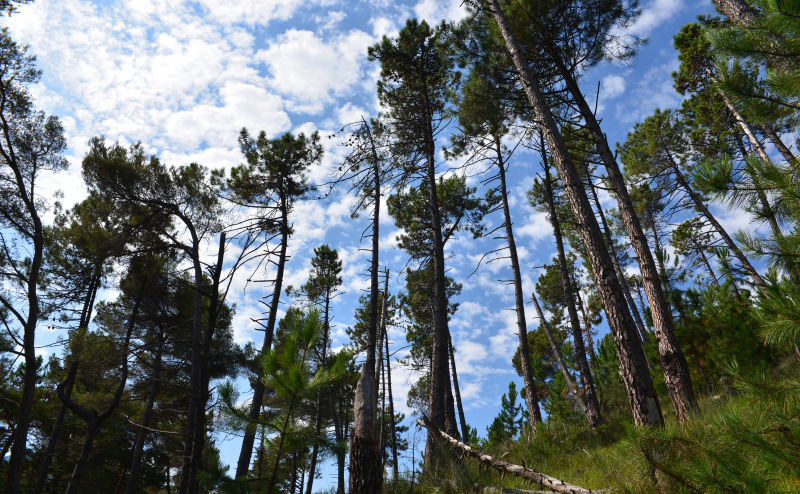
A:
[[417, 418, 600, 494]]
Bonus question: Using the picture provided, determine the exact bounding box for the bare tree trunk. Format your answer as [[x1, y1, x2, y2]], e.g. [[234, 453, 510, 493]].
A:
[[421, 93, 458, 466], [384, 319, 400, 482], [449, 334, 470, 444], [762, 125, 797, 164], [306, 271, 335, 494], [735, 133, 783, 240], [349, 118, 383, 493], [530, 290, 588, 416], [698, 249, 721, 286], [555, 55, 696, 421], [236, 208, 291, 479], [586, 177, 648, 340], [542, 158, 602, 428], [484, 0, 663, 426], [184, 233, 226, 494], [494, 135, 543, 434]]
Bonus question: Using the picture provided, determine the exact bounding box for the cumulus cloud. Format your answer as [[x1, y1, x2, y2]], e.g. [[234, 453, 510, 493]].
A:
[[257, 29, 375, 113], [602, 74, 627, 99], [628, 0, 685, 37]]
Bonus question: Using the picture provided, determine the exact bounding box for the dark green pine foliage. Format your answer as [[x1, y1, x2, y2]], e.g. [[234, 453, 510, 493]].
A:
[[486, 382, 523, 446]]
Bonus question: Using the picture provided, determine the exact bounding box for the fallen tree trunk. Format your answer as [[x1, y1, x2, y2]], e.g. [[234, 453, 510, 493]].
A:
[[417, 418, 599, 494]]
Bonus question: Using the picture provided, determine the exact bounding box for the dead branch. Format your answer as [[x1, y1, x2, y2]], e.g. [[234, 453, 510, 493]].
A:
[[417, 418, 600, 494]]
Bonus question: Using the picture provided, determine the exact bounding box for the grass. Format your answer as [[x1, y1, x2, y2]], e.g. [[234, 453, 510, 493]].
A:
[[404, 362, 800, 493]]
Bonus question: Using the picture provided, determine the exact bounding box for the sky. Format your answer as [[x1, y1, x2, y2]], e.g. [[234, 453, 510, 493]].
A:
[[3, 0, 748, 488]]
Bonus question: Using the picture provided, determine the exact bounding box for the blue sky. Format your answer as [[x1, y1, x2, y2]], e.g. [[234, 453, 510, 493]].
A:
[[5, 0, 751, 488]]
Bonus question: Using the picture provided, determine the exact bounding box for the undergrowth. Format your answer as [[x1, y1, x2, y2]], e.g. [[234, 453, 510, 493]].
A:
[[402, 360, 800, 493]]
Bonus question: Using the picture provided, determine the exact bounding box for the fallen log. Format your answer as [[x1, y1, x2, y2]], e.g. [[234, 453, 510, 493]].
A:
[[417, 418, 599, 494]]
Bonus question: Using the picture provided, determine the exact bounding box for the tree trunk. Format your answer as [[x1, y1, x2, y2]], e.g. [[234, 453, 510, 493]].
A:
[[5, 198, 44, 494], [33, 362, 78, 494], [449, 334, 470, 444], [385, 318, 400, 481], [555, 54, 696, 421], [62, 281, 143, 494], [698, 248, 721, 286], [236, 209, 290, 479], [530, 290, 588, 415], [586, 177, 648, 340], [349, 118, 383, 493], [181, 233, 225, 494], [665, 150, 767, 289], [542, 159, 602, 428], [762, 125, 797, 164], [735, 133, 783, 240], [494, 135, 543, 434], [485, 0, 663, 426], [125, 332, 165, 494], [177, 222, 207, 494], [305, 276, 335, 494], [420, 90, 458, 465]]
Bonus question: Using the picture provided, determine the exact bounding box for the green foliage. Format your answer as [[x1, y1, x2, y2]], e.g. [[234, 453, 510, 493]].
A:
[[486, 381, 522, 446], [220, 309, 348, 492], [708, 0, 800, 110]]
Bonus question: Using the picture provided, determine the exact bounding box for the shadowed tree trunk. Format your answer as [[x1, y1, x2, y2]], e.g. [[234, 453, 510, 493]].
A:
[[553, 52, 696, 421], [125, 331, 165, 494], [236, 211, 290, 479], [484, 0, 663, 426], [449, 334, 470, 443], [349, 118, 383, 494], [541, 157, 602, 428], [494, 134, 543, 433], [386, 318, 399, 480], [586, 177, 649, 340]]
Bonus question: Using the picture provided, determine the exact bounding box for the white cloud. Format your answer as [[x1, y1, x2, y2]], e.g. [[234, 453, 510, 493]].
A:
[[195, 0, 302, 25], [514, 211, 552, 242], [258, 29, 375, 113], [628, 0, 685, 37], [412, 0, 466, 24], [602, 74, 627, 99], [618, 59, 682, 124]]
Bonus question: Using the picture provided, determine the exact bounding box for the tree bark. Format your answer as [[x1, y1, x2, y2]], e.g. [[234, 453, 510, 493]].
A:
[[484, 0, 663, 426], [385, 319, 399, 481], [125, 331, 165, 494], [542, 159, 602, 428], [762, 125, 797, 164], [418, 418, 600, 494], [554, 54, 696, 421], [62, 281, 144, 494], [349, 118, 383, 493], [305, 274, 335, 494], [236, 203, 291, 479], [530, 290, 588, 416], [586, 177, 648, 341], [449, 334, 470, 444], [495, 135, 542, 434], [33, 362, 77, 494], [421, 87, 458, 465]]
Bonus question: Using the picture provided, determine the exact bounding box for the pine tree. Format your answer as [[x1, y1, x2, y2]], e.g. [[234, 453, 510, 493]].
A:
[[479, 0, 664, 426], [226, 130, 322, 480]]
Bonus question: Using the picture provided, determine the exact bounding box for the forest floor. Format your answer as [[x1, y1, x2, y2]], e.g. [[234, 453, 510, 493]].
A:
[[386, 360, 800, 494]]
